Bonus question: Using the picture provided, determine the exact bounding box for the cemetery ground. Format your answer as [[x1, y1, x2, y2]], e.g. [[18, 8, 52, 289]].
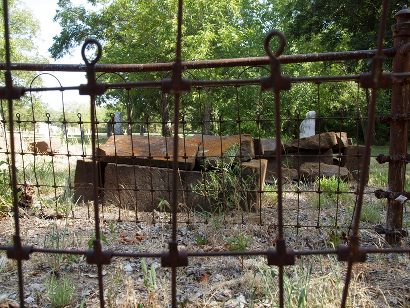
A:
[[0, 139, 409, 307]]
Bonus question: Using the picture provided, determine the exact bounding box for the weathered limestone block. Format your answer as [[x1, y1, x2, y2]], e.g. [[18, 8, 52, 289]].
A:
[[97, 135, 200, 170], [284, 149, 334, 168], [285, 132, 348, 152], [27, 141, 49, 154], [104, 163, 180, 211], [333, 132, 349, 151], [103, 159, 266, 212], [299, 162, 350, 181], [191, 134, 255, 169], [342, 145, 368, 183], [265, 162, 299, 184], [74, 160, 103, 202], [241, 159, 268, 210], [259, 138, 282, 157]]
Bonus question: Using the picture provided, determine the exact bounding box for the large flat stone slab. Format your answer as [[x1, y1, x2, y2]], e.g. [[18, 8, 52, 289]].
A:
[[97, 135, 200, 170], [284, 149, 334, 168], [285, 132, 348, 152], [103, 160, 265, 212], [190, 134, 254, 169], [104, 163, 182, 211], [299, 162, 350, 182]]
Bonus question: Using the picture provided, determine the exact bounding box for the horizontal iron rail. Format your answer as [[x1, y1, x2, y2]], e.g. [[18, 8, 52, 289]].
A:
[[0, 48, 395, 73], [1, 246, 409, 257], [12, 73, 393, 93]]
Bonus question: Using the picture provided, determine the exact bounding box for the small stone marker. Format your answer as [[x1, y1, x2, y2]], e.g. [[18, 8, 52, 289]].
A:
[[299, 111, 316, 139], [27, 141, 49, 154], [342, 145, 368, 183], [74, 160, 102, 202], [114, 112, 123, 135], [260, 138, 280, 157], [241, 159, 268, 210]]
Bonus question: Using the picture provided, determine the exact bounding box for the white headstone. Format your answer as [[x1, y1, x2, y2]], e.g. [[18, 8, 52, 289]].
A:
[[299, 111, 316, 139], [114, 112, 123, 135]]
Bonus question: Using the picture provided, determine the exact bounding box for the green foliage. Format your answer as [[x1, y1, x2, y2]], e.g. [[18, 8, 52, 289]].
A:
[[263, 183, 278, 206], [360, 202, 383, 223], [0, 1, 47, 118], [192, 145, 256, 213], [314, 176, 351, 209], [87, 232, 108, 249], [140, 259, 157, 292], [157, 198, 170, 212], [256, 256, 347, 307], [226, 233, 250, 252], [43, 224, 81, 273], [50, 0, 403, 140], [0, 161, 12, 217], [45, 275, 76, 308], [195, 234, 209, 246]]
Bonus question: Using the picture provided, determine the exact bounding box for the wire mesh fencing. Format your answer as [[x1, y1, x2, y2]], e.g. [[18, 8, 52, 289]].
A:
[[0, 0, 409, 307]]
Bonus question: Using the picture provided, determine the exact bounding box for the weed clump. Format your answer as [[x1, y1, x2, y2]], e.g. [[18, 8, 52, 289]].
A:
[[192, 145, 256, 213], [45, 275, 76, 307], [0, 160, 12, 216], [314, 176, 351, 209]]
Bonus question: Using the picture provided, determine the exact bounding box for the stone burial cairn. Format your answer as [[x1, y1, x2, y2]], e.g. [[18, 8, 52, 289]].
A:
[[73, 131, 366, 212], [74, 134, 267, 212], [259, 132, 367, 184]]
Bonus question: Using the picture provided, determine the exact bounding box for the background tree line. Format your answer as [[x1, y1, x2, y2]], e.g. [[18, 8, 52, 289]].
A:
[[2, 0, 408, 143]]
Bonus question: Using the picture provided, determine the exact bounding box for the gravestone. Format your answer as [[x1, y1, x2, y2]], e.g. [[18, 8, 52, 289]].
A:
[[27, 141, 49, 154], [342, 145, 368, 183], [114, 112, 123, 135], [299, 111, 316, 138], [73, 160, 103, 202]]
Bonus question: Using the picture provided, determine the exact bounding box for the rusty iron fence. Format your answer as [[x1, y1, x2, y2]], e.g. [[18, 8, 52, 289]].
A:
[[0, 0, 409, 307]]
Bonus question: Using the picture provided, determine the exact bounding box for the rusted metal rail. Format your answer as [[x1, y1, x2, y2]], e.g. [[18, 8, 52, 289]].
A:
[[0, 48, 396, 73], [0, 0, 409, 307]]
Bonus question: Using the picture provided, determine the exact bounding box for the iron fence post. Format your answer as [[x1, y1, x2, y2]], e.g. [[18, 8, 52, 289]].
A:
[[386, 7, 410, 244]]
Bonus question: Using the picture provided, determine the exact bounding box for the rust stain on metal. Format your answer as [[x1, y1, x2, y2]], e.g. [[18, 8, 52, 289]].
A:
[[97, 135, 200, 170]]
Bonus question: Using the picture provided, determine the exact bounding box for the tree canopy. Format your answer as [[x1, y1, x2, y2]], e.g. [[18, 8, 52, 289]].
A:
[[50, 0, 402, 143], [0, 0, 47, 121]]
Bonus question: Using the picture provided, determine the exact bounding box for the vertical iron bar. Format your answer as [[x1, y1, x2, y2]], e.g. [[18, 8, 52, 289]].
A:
[[274, 89, 285, 307], [89, 88, 105, 307], [2, 0, 25, 306], [170, 0, 184, 306], [341, 0, 389, 307], [385, 5, 410, 244]]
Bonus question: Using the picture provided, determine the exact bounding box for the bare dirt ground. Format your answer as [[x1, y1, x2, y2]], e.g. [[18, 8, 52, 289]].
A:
[[0, 191, 409, 307]]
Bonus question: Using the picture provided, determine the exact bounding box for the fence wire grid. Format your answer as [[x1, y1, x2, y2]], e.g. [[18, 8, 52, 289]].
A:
[[0, 0, 409, 307]]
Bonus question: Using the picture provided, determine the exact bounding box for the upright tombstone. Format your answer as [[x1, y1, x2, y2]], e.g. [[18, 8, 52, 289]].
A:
[[299, 111, 316, 139], [114, 112, 123, 135]]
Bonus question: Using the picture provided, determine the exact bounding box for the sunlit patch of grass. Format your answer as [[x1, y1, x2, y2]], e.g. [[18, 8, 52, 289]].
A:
[[313, 176, 352, 209]]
